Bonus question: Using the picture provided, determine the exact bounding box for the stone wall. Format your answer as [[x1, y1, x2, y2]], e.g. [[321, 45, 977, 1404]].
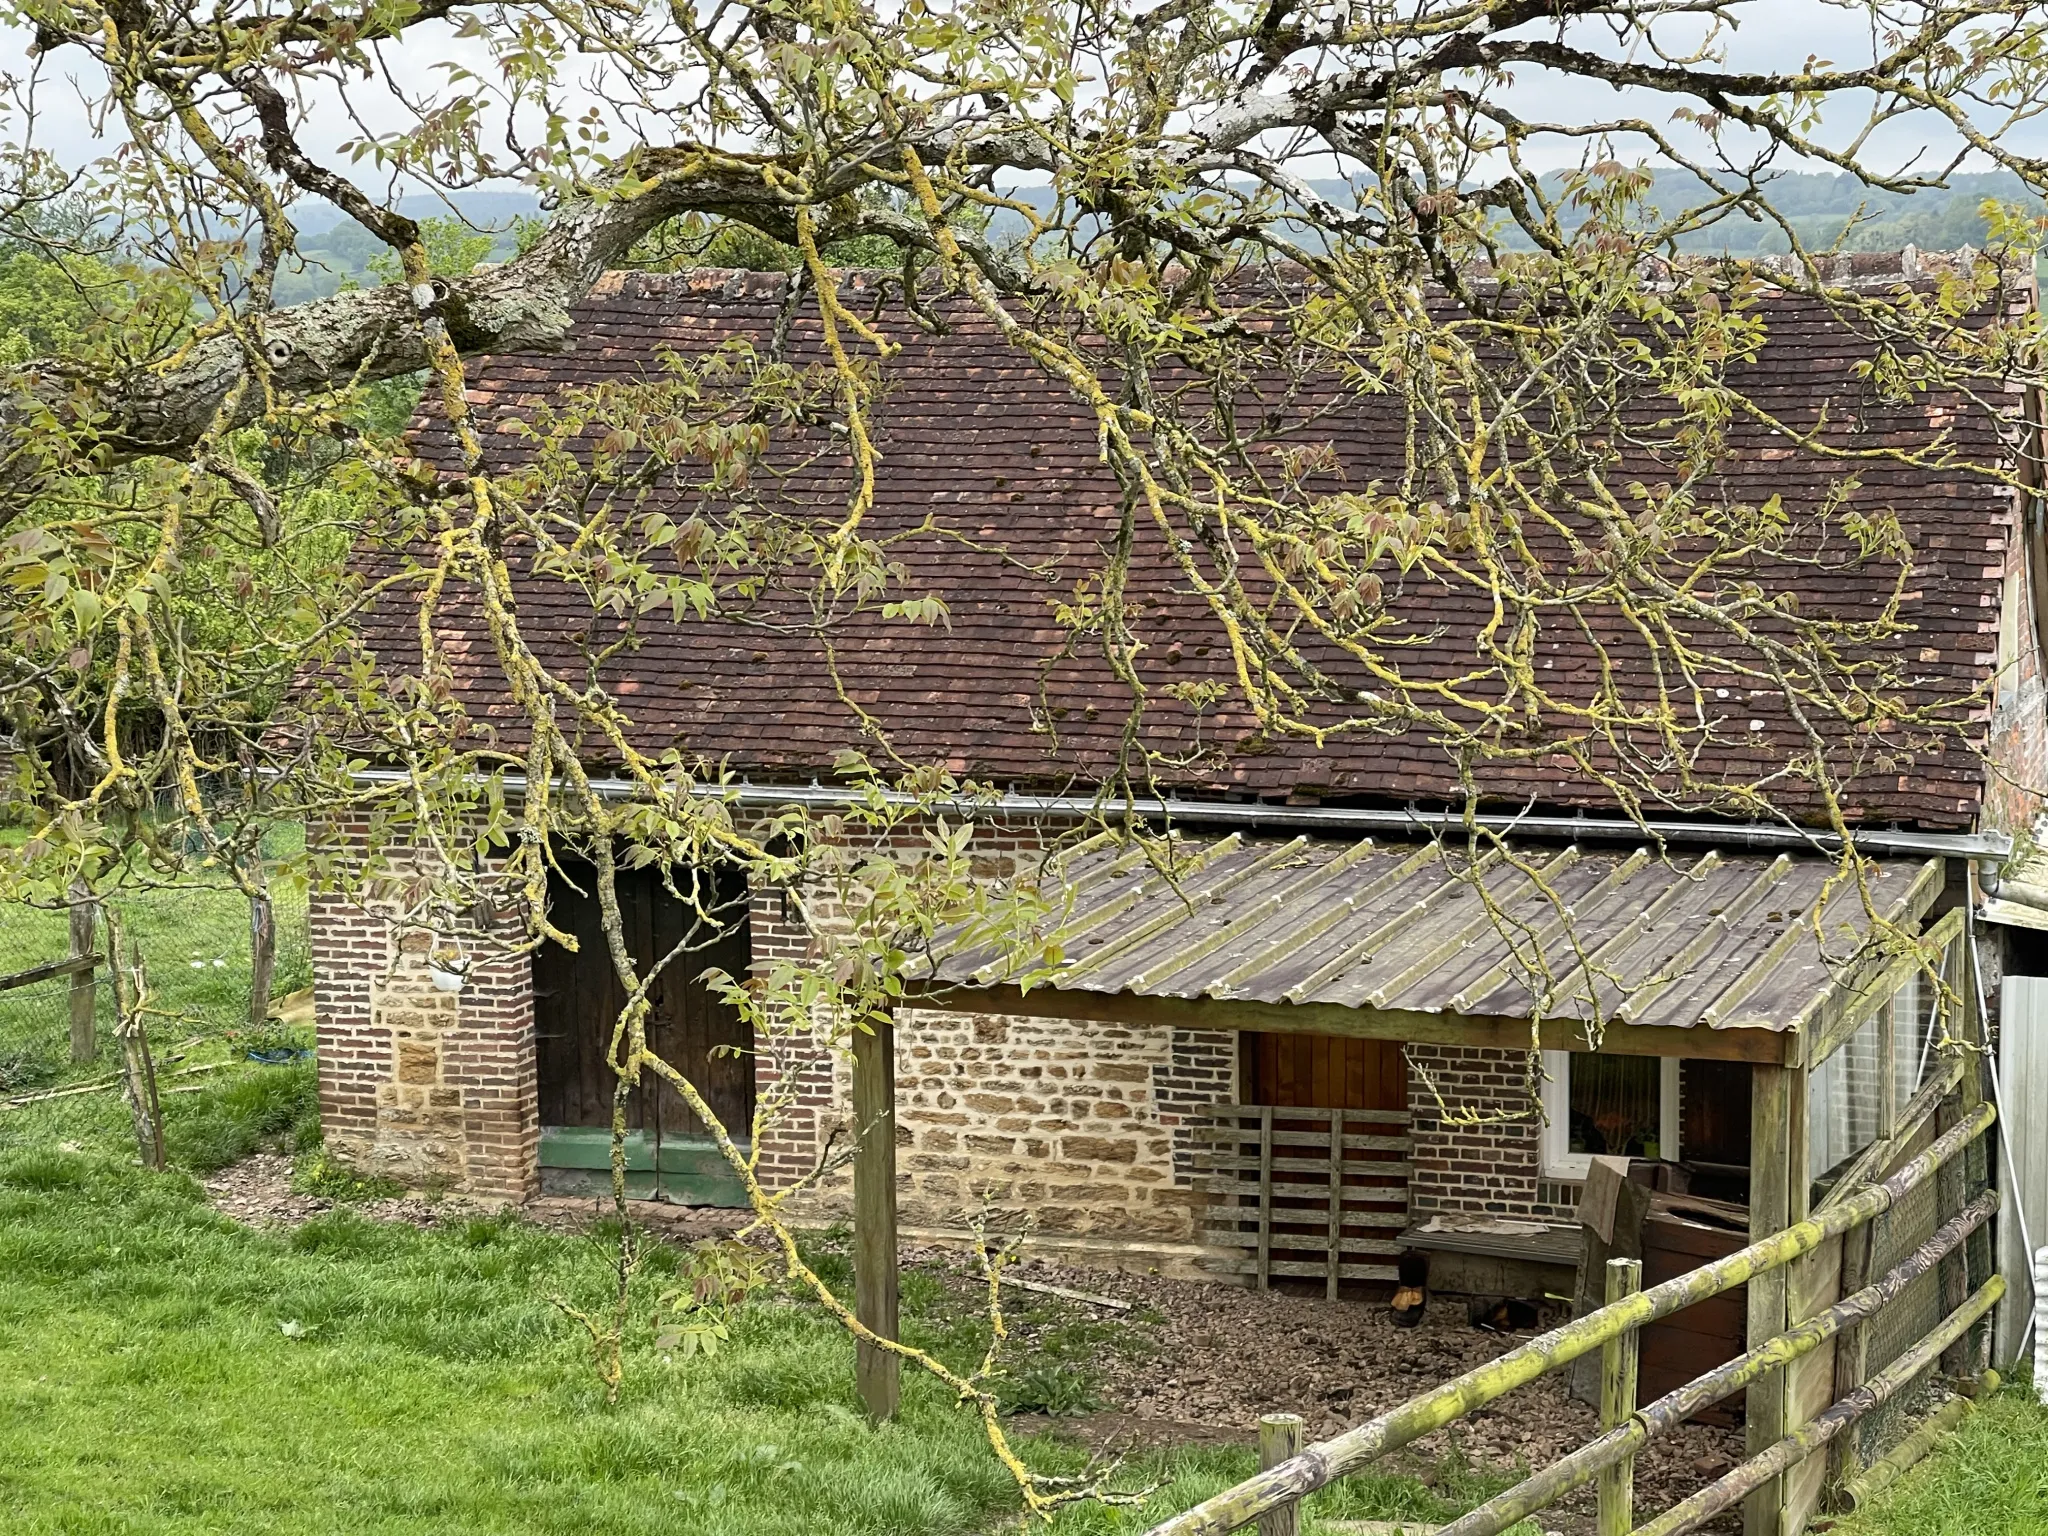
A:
[[734, 820, 1248, 1249]]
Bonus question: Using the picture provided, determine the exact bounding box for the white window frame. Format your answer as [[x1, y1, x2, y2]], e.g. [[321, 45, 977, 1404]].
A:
[[1540, 1050, 1681, 1181]]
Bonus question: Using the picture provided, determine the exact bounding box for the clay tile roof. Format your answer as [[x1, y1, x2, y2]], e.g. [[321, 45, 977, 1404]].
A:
[[383, 261, 2028, 831]]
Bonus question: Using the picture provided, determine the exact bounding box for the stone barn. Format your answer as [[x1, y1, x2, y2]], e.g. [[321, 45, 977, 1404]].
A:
[[310, 257, 2048, 1308]]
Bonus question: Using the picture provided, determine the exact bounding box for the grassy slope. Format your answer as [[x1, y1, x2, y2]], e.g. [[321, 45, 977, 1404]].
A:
[[0, 1086, 1545, 1536], [0, 1148, 1030, 1536], [1832, 1384, 2048, 1536], [1, 838, 1528, 1535], [1, 827, 312, 1105]]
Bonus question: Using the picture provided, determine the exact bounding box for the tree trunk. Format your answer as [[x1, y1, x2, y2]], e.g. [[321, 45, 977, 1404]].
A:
[[104, 909, 166, 1171], [249, 890, 277, 1026], [67, 882, 97, 1064]]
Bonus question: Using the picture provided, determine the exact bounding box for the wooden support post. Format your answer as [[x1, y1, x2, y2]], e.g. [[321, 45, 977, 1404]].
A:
[[1327, 1108, 1344, 1301], [852, 1011, 900, 1422], [1745, 1061, 1796, 1536], [104, 910, 164, 1171], [1827, 1215, 1874, 1504], [1257, 1413, 1304, 1536], [1955, 927, 1994, 1379], [1598, 1256, 1643, 1536], [1937, 931, 1978, 1379], [67, 884, 97, 1065], [1257, 1104, 1274, 1290]]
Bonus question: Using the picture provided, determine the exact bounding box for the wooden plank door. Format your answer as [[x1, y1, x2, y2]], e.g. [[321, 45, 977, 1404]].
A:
[[534, 859, 755, 1139], [1246, 1032, 1408, 1110], [643, 864, 754, 1139]]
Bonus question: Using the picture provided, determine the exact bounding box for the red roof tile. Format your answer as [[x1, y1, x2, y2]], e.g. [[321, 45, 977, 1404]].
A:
[[381, 264, 2024, 831]]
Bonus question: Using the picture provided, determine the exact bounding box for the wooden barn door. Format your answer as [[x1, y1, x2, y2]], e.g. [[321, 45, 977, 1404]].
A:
[[1194, 1033, 1412, 1293], [534, 859, 753, 1200], [1246, 1032, 1408, 1113]]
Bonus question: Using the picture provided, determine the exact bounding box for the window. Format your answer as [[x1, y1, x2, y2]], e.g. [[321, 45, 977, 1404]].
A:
[[1810, 970, 1934, 1193], [1809, 1011, 1886, 1186], [1540, 1051, 1680, 1180]]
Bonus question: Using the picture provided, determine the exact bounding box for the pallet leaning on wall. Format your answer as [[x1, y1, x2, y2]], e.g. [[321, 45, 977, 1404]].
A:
[[1190, 1104, 1410, 1294]]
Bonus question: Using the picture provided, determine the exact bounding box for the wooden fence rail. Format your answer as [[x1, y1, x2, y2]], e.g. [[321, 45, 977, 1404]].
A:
[[1141, 1099, 1997, 1536], [0, 952, 99, 994]]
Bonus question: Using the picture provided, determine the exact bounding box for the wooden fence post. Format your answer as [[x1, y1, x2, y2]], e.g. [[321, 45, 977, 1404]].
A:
[[1745, 1061, 1798, 1536], [67, 883, 97, 1064], [248, 889, 277, 1026], [1827, 1215, 1874, 1504], [1598, 1256, 1643, 1536], [853, 1009, 900, 1422], [1258, 1413, 1304, 1536], [104, 909, 165, 1171]]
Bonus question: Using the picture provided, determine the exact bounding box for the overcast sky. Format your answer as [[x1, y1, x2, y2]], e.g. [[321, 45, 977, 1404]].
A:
[[0, 1, 2035, 216]]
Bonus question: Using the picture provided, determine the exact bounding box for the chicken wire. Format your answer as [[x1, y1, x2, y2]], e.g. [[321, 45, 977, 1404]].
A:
[[1853, 1151, 1948, 1469], [0, 876, 311, 1097]]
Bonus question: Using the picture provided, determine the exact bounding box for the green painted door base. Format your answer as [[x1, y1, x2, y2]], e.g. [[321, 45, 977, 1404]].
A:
[[537, 1126, 751, 1207]]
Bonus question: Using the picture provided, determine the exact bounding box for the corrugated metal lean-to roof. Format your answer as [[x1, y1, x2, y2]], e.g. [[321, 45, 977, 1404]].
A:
[[925, 835, 1945, 1035]]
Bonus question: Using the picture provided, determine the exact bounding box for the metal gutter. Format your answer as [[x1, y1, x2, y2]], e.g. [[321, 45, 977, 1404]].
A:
[[342, 766, 2011, 861]]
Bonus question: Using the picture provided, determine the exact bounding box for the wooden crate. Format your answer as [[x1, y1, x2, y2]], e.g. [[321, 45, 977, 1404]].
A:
[[1638, 1199, 1751, 1423]]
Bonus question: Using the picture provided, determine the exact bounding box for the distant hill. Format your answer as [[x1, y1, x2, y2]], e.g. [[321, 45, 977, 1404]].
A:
[[273, 191, 538, 305], [1531, 167, 2037, 254], [262, 170, 2039, 305]]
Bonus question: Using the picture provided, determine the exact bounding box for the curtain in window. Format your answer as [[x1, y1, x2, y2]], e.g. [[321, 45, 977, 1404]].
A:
[[1811, 1011, 1886, 1185], [1568, 1054, 1661, 1158]]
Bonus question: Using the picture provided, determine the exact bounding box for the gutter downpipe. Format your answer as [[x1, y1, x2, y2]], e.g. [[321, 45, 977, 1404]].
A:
[[339, 766, 2010, 863]]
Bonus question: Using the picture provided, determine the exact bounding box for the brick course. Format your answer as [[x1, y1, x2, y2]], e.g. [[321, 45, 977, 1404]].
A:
[[1405, 1043, 1575, 1224]]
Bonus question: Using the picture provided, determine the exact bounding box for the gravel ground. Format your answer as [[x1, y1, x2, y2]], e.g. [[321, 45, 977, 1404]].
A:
[[200, 1153, 486, 1228], [200, 1163, 1742, 1533], [963, 1253, 1744, 1535]]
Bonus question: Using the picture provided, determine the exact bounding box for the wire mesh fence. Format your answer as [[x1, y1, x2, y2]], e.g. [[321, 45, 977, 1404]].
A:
[[1856, 1153, 1947, 1468], [1, 839, 312, 1102]]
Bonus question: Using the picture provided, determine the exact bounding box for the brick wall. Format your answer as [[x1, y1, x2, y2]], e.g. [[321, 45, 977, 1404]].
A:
[[1982, 479, 2047, 841], [1405, 1043, 1575, 1223], [738, 819, 1244, 1244], [309, 824, 538, 1198], [309, 804, 1605, 1243]]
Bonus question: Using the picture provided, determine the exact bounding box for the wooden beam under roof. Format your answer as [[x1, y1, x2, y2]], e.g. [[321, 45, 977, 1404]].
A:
[[899, 980, 1795, 1064]]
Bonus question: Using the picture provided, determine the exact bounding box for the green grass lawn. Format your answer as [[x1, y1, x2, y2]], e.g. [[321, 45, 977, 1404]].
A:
[[1831, 1382, 2048, 1536], [1, 838, 1534, 1535], [0, 1128, 1527, 1536], [1, 1043, 1517, 1534], [1, 824, 312, 1105]]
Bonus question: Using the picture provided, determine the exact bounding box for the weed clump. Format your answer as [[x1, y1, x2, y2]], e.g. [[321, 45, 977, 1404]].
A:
[[163, 1060, 320, 1172]]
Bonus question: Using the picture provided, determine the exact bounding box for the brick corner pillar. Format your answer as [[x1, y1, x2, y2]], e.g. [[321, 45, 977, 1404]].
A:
[[310, 890, 384, 1173], [451, 948, 541, 1201], [746, 880, 844, 1205]]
